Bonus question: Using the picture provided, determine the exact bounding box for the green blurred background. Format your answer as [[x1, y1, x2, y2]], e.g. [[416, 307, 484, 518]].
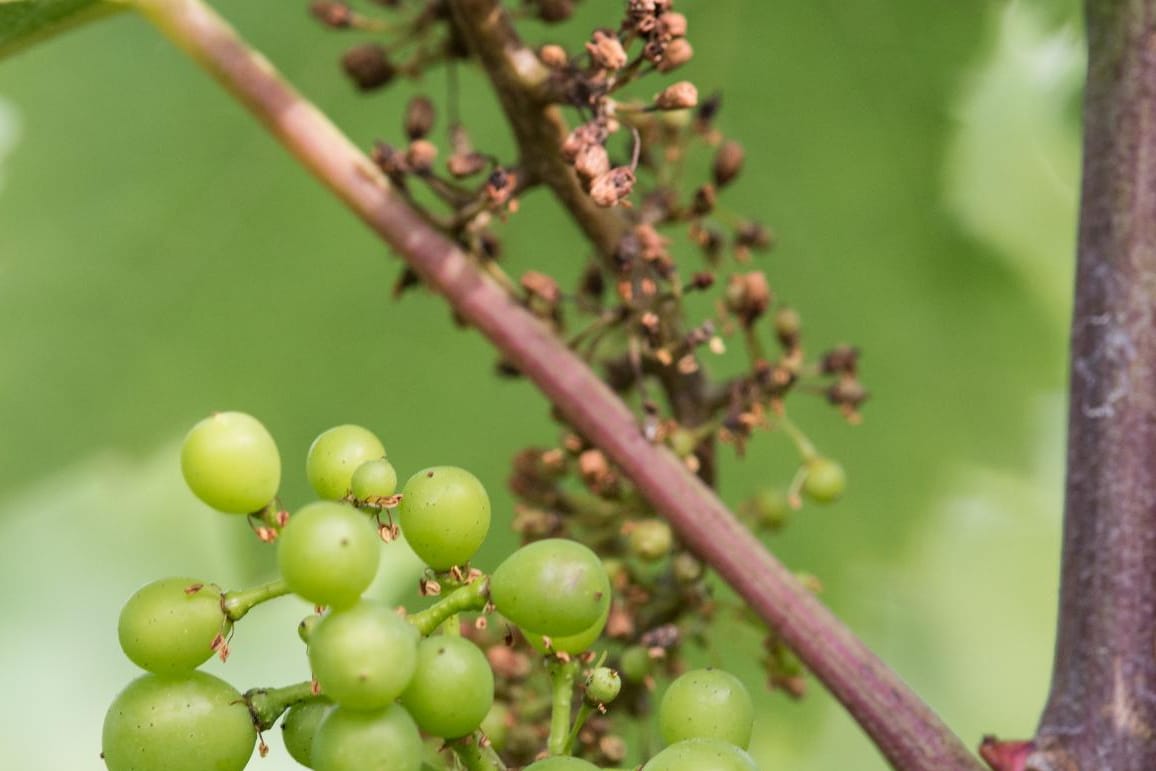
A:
[[0, 0, 1083, 768]]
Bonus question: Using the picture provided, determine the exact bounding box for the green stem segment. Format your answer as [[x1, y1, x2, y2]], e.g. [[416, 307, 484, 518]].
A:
[[563, 702, 596, 756], [448, 734, 507, 771], [407, 579, 489, 636], [244, 681, 319, 731], [221, 577, 292, 622], [548, 659, 579, 756]]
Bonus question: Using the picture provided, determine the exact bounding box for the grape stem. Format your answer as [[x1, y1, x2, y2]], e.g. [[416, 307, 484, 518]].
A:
[[131, 1, 983, 768], [407, 577, 489, 636], [562, 701, 595, 756], [243, 680, 318, 731], [221, 577, 292, 622], [447, 733, 507, 771], [547, 658, 579, 756]]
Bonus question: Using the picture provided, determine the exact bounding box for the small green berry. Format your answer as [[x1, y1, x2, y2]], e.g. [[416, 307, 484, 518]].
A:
[[585, 667, 622, 704], [802, 457, 846, 503]]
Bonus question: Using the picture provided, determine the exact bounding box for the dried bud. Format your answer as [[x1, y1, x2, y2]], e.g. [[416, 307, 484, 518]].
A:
[[521, 270, 561, 303], [371, 141, 407, 177], [655, 81, 699, 110], [725, 271, 772, 325], [405, 139, 438, 174], [713, 139, 745, 187], [586, 29, 628, 70], [692, 184, 716, 216], [486, 167, 518, 206], [310, 1, 353, 28], [774, 306, 802, 348], [539, 44, 569, 69], [535, 0, 573, 23], [589, 167, 636, 207], [341, 44, 395, 91], [657, 38, 693, 72], [447, 151, 488, 178], [562, 121, 608, 161], [821, 345, 860, 376], [574, 143, 611, 181], [827, 377, 869, 410], [404, 96, 436, 140], [658, 11, 688, 38], [736, 221, 773, 251]]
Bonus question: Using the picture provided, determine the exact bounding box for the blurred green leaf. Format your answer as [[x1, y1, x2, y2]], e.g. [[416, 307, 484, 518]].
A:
[[0, 0, 123, 59]]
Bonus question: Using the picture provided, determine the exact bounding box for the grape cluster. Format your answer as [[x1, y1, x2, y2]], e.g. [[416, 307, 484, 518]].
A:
[[101, 411, 761, 770]]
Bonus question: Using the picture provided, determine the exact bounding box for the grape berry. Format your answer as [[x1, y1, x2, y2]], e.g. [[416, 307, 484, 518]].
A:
[[103, 412, 761, 770]]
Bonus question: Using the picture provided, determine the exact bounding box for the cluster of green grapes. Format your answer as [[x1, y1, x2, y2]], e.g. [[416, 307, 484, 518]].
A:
[[101, 412, 760, 770]]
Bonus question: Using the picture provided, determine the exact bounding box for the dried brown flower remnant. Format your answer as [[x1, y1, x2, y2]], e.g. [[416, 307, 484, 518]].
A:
[[539, 43, 569, 69], [341, 44, 395, 91], [404, 96, 436, 140], [587, 29, 629, 70], [713, 140, 745, 187], [574, 143, 611, 182], [657, 38, 693, 72], [655, 81, 698, 110], [310, 0, 353, 28], [589, 167, 636, 207], [725, 272, 772, 326]]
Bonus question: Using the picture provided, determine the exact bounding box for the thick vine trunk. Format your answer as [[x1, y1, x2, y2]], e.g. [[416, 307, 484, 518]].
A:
[[1030, 2, 1156, 769]]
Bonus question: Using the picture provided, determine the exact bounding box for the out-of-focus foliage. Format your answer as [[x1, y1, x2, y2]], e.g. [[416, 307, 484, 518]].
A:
[[0, 1, 1081, 769]]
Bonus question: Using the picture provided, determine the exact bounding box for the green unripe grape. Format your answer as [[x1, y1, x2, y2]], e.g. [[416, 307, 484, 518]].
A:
[[306, 425, 387, 500], [278, 501, 381, 608], [525, 758, 601, 770], [479, 703, 511, 751], [642, 738, 758, 771], [281, 698, 332, 768], [523, 598, 610, 655], [308, 601, 420, 711], [350, 458, 398, 500], [629, 518, 674, 561], [101, 671, 255, 771], [658, 669, 754, 749], [311, 704, 422, 771], [400, 635, 494, 738], [117, 577, 226, 675], [585, 666, 622, 704], [490, 538, 611, 637], [397, 466, 491, 570], [298, 614, 321, 644], [180, 411, 280, 514], [802, 456, 846, 503], [743, 487, 790, 529], [619, 645, 652, 683]]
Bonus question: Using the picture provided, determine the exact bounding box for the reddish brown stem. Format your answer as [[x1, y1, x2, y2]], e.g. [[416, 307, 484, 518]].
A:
[[1029, 2, 1156, 769], [136, 1, 982, 768]]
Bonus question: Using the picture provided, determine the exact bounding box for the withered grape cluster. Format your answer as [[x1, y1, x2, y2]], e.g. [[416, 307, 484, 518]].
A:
[[101, 411, 758, 770]]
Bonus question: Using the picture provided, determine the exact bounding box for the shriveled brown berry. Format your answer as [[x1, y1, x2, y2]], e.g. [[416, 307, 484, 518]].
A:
[[725, 271, 772, 325], [540, 44, 569, 69], [341, 44, 395, 91], [586, 29, 628, 70], [658, 11, 688, 38], [310, 0, 353, 28], [574, 143, 611, 181], [406, 139, 438, 174], [713, 140, 745, 187], [404, 96, 436, 140], [589, 167, 636, 207], [657, 38, 693, 72], [655, 81, 699, 110]]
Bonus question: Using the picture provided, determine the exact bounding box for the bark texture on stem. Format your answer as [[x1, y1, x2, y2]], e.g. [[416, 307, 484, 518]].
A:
[[1031, 3, 1156, 769], [137, 1, 984, 768]]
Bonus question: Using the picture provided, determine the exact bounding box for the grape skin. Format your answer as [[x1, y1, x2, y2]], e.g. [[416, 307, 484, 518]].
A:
[[277, 501, 381, 609], [180, 411, 281, 514], [306, 425, 387, 501], [658, 669, 754, 749], [489, 538, 611, 637], [311, 703, 423, 771], [101, 671, 255, 771], [642, 738, 759, 770], [117, 577, 225, 675], [397, 466, 491, 570], [400, 635, 494, 739], [281, 697, 332, 768], [308, 601, 420, 710]]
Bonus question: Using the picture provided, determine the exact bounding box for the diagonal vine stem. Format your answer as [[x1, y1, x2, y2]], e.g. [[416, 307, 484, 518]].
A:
[[131, 0, 984, 768]]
